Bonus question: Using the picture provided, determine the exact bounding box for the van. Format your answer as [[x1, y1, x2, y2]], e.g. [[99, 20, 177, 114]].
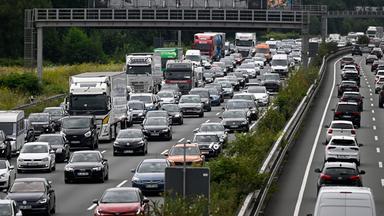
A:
[[308, 186, 376, 216], [0, 110, 25, 154], [185, 49, 202, 66], [271, 54, 289, 77], [255, 43, 271, 62]]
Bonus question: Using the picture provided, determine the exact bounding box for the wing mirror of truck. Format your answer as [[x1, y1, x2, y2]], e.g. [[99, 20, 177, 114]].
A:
[[314, 168, 321, 173], [359, 170, 366, 175]]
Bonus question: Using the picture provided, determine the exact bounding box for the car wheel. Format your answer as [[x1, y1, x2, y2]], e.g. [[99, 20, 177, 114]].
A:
[[199, 112, 204, 118], [17, 169, 22, 174], [64, 178, 71, 184], [45, 209, 51, 216], [99, 175, 105, 183], [180, 118, 183, 125], [105, 171, 109, 181], [207, 107, 212, 112], [168, 133, 173, 141]]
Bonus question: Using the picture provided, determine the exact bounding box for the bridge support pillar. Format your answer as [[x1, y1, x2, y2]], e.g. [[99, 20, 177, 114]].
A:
[[37, 27, 43, 81], [321, 15, 328, 42], [302, 27, 309, 69]]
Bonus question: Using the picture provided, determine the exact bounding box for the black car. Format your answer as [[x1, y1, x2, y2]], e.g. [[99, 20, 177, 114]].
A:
[[145, 110, 172, 124], [351, 45, 362, 56], [220, 110, 250, 132], [0, 130, 11, 159], [337, 81, 359, 97], [224, 99, 257, 121], [261, 73, 281, 93], [340, 92, 364, 111], [333, 102, 361, 128], [6, 178, 55, 215], [142, 117, 172, 140], [43, 107, 66, 131], [28, 113, 55, 136], [341, 71, 360, 86], [113, 129, 148, 156], [366, 54, 378, 64], [64, 150, 109, 183], [205, 83, 224, 102], [161, 104, 183, 125], [315, 162, 364, 194], [127, 100, 147, 123], [60, 116, 98, 150], [37, 134, 70, 162], [193, 132, 223, 158]]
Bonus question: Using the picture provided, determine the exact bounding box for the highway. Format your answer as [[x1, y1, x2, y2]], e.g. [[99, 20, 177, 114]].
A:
[[264, 54, 384, 215]]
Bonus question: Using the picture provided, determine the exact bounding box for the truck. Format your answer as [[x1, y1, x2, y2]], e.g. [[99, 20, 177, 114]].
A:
[[366, 26, 377, 38], [67, 72, 128, 141], [125, 53, 161, 93], [153, 48, 183, 75], [164, 60, 201, 94], [235, 32, 256, 57], [193, 32, 225, 61]]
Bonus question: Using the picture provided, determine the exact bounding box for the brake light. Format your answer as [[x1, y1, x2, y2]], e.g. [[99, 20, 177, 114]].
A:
[[320, 173, 332, 180], [350, 147, 359, 151], [352, 112, 360, 116], [335, 111, 342, 115], [327, 128, 333, 134], [327, 146, 336, 150], [351, 129, 356, 135], [349, 175, 360, 181]]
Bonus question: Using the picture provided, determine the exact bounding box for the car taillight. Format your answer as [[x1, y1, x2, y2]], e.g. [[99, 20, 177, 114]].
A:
[[335, 111, 342, 115], [350, 147, 359, 151], [327, 128, 333, 134], [327, 146, 336, 150], [320, 173, 332, 180], [349, 175, 360, 181], [351, 129, 356, 135], [352, 112, 360, 116]]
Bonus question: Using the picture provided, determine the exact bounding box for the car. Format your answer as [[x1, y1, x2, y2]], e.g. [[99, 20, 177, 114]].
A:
[[0, 160, 15, 190], [178, 95, 204, 117], [142, 117, 172, 140], [131, 159, 170, 193], [37, 134, 70, 162], [28, 113, 55, 136], [205, 83, 224, 101], [375, 70, 384, 82], [161, 83, 182, 97], [245, 86, 269, 106], [130, 93, 160, 110], [341, 70, 360, 86], [6, 178, 56, 215], [0, 130, 11, 159], [43, 106, 66, 131], [253, 56, 266, 68], [340, 92, 364, 111], [315, 162, 364, 193], [224, 99, 258, 121], [351, 45, 362, 56], [375, 64, 384, 74], [156, 90, 178, 104], [371, 47, 383, 59], [189, 88, 212, 112], [194, 122, 228, 144], [192, 132, 223, 158], [60, 116, 99, 150], [225, 75, 241, 91], [17, 142, 56, 173], [127, 100, 147, 123], [218, 81, 234, 98], [202, 71, 215, 84], [340, 56, 355, 69], [261, 73, 281, 93], [337, 81, 359, 97], [24, 118, 36, 142], [365, 54, 378, 64], [324, 136, 361, 165], [113, 129, 147, 156], [239, 62, 260, 77], [220, 57, 235, 72], [211, 62, 227, 75], [220, 110, 250, 132], [0, 199, 22, 216], [144, 110, 172, 124], [161, 104, 183, 125], [233, 71, 247, 87], [64, 150, 109, 183], [164, 143, 204, 166], [232, 93, 257, 104], [375, 76, 384, 93], [93, 187, 149, 216], [333, 102, 361, 128], [325, 120, 356, 143], [206, 88, 221, 106], [210, 66, 225, 77]]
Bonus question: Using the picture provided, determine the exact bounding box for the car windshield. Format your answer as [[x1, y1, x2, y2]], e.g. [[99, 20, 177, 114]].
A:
[[169, 146, 200, 155], [247, 87, 266, 93], [264, 74, 279, 81], [324, 167, 357, 176], [21, 144, 48, 153], [128, 102, 144, 110], [194, 135, 219, 142], [343, 94, 360, 99], [157, 92, 174, 98], [144, 118, 167, 126], [0, 203, 11, 216], [271, 59, 287, 66], [254, 57, 264, 61], [331, 123, 353, 129], [330, 139, 356, 146], [223, 111, 245, 118], [233, 95, 253, 100], [190, 90, 209, 98], [70, 152, 100, 163], [44, 108, 62, 116], [130, 95, 152, 103], [137, 161, 167, 173], [10, 181, 45, 193], [147, 112, 168, 118], [29, 114, 49, 122], [62, 118, 90, 129], [117, 130, 142, 139], [207, 89, 219, 95], [226, 101, 249, 109], [220, 82, 232, 88], [199, 124, 224, 132], [337, 104, 358, 112], [180, 96, 200, 103], [38, 136, 64, 145], [0, 161, 6, 169], [204, 73, 214, 78], [161, 104, 179, 112], [101, 190, 139, 203]]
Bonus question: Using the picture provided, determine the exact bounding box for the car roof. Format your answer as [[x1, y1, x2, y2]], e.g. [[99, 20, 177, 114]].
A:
[[323, 162, 357, 169], [72, 150, 100, 154], [24, 142, 49, 146], [105, 187, 140, 192], [227, 99, 252, 102], [195, 132, 220, 136], [173, 143, 199, 148], [141, 158, 168, 163], [337, 101, 358, 105], [330, 135, 356, 140], [330, 120, 353, 125], [119, 128, 142, 133]]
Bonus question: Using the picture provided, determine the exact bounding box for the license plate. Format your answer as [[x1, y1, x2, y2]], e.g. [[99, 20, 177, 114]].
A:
[[151, 132, 160, 136], [19, 205, 32, 210], [201, 151, 209, 155], [124, 150, 133, 153], [337, 155, 348, 159], [27, 163, 36, 166], [146, 184, 158, 188], [71, 141, 80, 144], [77, 172, 89, 176], [230, 125, 238, 128], [342, 115, 351, 118]]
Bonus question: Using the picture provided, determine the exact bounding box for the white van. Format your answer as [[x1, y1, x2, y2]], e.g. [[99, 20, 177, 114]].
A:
[[309, 187, 376, 216], [185, 49, 202, 66], [0, 111, 25, 154], [271, 54, 289, 77]]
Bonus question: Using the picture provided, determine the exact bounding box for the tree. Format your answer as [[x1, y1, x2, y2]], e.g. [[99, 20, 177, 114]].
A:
[[357, 35, 370, 45]]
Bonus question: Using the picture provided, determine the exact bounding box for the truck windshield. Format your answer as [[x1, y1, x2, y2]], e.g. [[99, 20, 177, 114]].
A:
[[0, 122, 14, 136], [70, 95, 108, 113], [271, 59, 288, 66], [164, 71, 192, 80], [235, 40, 253, 47], [126, 65, 151, 75], [186, 55, 201, 62]]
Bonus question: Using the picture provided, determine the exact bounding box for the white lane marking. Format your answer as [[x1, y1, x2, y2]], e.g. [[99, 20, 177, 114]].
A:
[[379, 162, 383, 168], [371, 103, 374, 107], [377, 147, 381, 153], [116, 180, 128, 188], [370, 93, 373, 96], [178, 138, 185, 143], [160, 149, 168, 155], [205, 119, 210, 123], [373, 117, 376, 121], [381, 179, 384, 187], [370, 98, 373, 101], [368, 85, 371, 88], [370, 89, 372, 92], [293, 57, 340, 216], [373, 125, 377, 130], [372, 110, 375, 114], [216, 112, 221, 116], [375, 136, 378, 141], [101, 150, 106, 154]]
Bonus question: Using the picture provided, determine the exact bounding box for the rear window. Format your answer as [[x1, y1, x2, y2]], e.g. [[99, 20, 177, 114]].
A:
[[324, 167, 357, 176], [331, 123, 353, 129], [337, 104, 358, 112], [343, 94, 360, 99], [330, 139, 356, 146], [342, 57, 354, 62]]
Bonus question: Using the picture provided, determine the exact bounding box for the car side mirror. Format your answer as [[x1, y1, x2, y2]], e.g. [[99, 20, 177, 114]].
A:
[[360, 170, 366, 175], [9, 166, 14, 170], [103, 158, 108, 162], [219, 116, 223, 119], [314, 168, 321, 173], [222, 107, 225, 110], [331, 108, 335, 111], [163, 152, 169, 156], [193, 129, 198, 133], [359, 143, 363, 147], [143, 198, 150, 204], [93, 199, 99, 205], [324, 125, 329, 128], [131, 169, 136, 173]]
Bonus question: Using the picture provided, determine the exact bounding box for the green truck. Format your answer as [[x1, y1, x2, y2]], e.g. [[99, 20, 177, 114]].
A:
[[153, 48, 184, 74]]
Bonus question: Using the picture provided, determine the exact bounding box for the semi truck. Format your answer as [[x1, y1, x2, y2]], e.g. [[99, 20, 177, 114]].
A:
[[67, 72, 128, 141], [153, 48, 183, 75], [125, 53, 162, 93], [193, 32, 225, 61], [235, 32, 256, 57], [164, 60, 201, 94]]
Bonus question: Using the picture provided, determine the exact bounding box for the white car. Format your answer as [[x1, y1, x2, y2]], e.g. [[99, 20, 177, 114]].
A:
[[375, 76, 384, 93], [325, 136, 360, 165], [375, 70, 384, 82], [325, 120, 356, 143], [253, 56, 265, 68], [0, 160, 15, 190], [245, 86, 269, 106], [17, 142, 56, 173], [157, 91, 177, 104]]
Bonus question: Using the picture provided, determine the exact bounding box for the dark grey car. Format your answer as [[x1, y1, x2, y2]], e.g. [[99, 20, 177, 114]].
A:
[[113, 129, 148, 156], [161, 104, 183, 125], [28, 113, 55, 136], [220, 110, 250, 132], [142, 117, 172, 140]]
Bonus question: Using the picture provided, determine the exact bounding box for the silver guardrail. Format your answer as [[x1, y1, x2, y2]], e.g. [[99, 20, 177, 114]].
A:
[[12, 94, 65, 110], [237, 46, 352, 216]]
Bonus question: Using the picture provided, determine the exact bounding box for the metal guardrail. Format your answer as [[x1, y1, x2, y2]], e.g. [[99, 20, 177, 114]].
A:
[[327, 10, 384, 18], [237, 46, 352, 216], [12, 94, 65, 111]]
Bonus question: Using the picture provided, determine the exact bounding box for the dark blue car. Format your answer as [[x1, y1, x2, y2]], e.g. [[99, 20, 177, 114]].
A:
[[131, 158, 170, 193], [207, 88, 221, 106]]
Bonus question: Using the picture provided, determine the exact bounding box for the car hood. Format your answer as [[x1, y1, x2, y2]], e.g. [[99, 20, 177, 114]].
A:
[[252, 93, 268, 99], [6, 192, 44, 202], [144, 125, 168, 130], [134, 172, 164, 181], [222, 118, 246, 123], [115, 138, 143, 143], [19, 153, 49, 159], [167, 155, 202, 162], [67, 162, 101, 169], [51, 145, 65, 150], [31, 122, 49, 125], [62, 128, 89, 135], [178, 103, 202, 108], [97, 203, 140, 213]]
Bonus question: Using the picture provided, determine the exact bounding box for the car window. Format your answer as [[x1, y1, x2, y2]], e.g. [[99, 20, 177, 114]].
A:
[[117, 130, 142, 139], [194, 135, 219, 142], [144, 118, 167, 126], [331, 123, 353, 129], [100, 190, 139, 203], [21, 144, 48, 153], [137, 161, 167, 173], [70, 152, 100, 162], [62, 118, 90, 129], [0, 161, 6, 169], [190, 90, 209, 98], [330, 139, 356, 146], [337, 104, 358, 112], [10, 181, 45, 193], [324, 167, 357, 176], [222, 111, 245, 118], [128, 102, 144, 110], [29, 114, 49, 122], [161, 104, 179, 112], [130, 95, 152, 103], [38, 136, 64, 145]]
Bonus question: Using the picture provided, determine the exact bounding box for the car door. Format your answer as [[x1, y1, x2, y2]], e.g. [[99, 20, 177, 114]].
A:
[[62, 136, 70, 159]]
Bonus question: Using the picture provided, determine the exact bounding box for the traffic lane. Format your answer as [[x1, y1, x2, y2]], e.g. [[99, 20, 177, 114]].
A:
[[264, 56, 342, 216]]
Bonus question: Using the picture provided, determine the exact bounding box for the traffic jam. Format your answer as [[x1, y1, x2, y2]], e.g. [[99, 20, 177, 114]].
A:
[[0, 32, 302, 215]]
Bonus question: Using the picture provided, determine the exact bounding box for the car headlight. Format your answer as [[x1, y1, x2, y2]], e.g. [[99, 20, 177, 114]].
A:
[[162, 128, 169, 132], [37, 198, 47, 204], [138, 113, 143, 117], [84, 131, 92, 137], [92, 167, 102, 171], [42, 157, 50, 162], [174, 114, 180, 118], [0, 173, 6, 178], [132, 176, 140, 183], [65, 166, 73, 171]]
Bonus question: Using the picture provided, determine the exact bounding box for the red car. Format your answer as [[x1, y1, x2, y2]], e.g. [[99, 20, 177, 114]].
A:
[[93, 187, 149, 216]]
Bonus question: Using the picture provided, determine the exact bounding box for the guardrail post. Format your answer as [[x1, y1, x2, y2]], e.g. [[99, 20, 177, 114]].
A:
[[321, 15, 328, 42]]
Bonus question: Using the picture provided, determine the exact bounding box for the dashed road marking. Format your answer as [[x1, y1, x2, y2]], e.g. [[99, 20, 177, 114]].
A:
[[368, 84, 371, 88], [116, 180, 128, 188], [370, 98, 373, 101], [215, 112, 221, 116], [178, 138, 185, 143], [375, 136, 378, 141], [101, 150, 106, 154], [373, 117, 376, 121], [373, 125, 377, 130], [370, 93, 373, 96], [205, 119, 210, 123], [371, 103, 374, 107], [377, 147, 381, 153], [370, 89, 372, 92], [379, 162, 383, 168], [381, 179, 384, 187], [372, 110, 375, 114]]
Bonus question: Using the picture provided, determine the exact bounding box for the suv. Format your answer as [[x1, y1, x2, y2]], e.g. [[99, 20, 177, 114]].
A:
[[340, 56, 354, 69], [333, 102, 361, 128], [351, 45, 362, 56], [324, 136, 361, 165], [337, 81, 359, 97], [130, 93, 160, 111], [189, 88, 212, 112], [340, 92, 363, 111], [60, 116, 98, 150]]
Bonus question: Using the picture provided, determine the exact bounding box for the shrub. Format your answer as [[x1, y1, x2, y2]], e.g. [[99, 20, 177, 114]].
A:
[[0, 72, 41, 95]]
